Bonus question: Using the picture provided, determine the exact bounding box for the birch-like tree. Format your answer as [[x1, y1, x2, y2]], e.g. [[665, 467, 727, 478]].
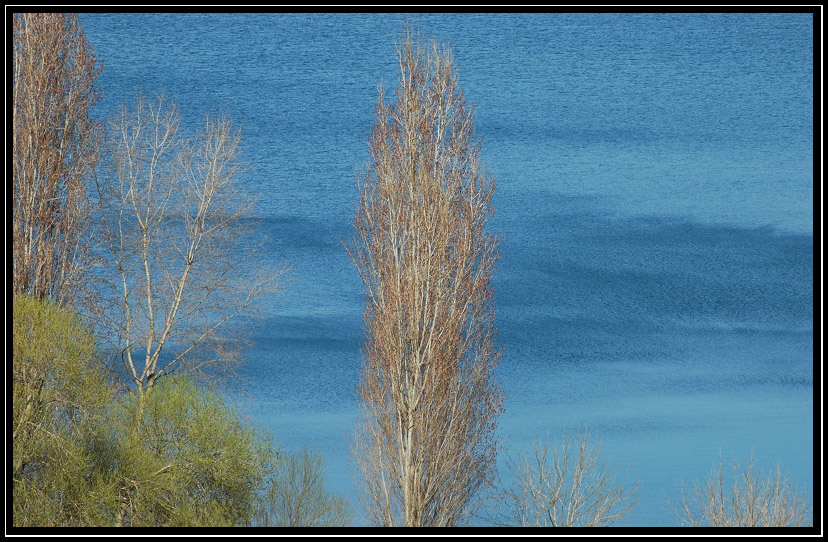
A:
[[97, 94, 284, 398], [347, 30, 503, 527], [12, 13, 102, 309], [96, 94, 285, 525]]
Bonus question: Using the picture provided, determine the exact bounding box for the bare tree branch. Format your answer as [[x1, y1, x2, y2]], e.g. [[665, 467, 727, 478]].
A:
[[96, 94, 287, 526], [497, 428, 639, 527], [13, 13, 103, 311], [347, 28, 503, 527], [96, 93, 287, 396], [672, 458, 812, 527]]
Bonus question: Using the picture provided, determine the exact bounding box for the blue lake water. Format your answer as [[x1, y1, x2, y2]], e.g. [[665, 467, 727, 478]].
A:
[[78, 12, 814, 527]]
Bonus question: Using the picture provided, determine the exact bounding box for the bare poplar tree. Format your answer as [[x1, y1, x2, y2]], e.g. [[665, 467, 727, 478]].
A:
[[347, 30, 503, 527], [498, 429, 638, 527], [12, 12, 102, 309], [673, 458, 812, 527]]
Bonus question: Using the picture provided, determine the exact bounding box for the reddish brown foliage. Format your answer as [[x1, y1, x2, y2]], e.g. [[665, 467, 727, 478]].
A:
[[347, 30, 503, 527], [12, 13, 103, 309]]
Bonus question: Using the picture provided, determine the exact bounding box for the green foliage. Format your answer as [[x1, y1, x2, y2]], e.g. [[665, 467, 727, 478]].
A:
[[108, 375, 276, 527], [257, 447, 352, 527], [12, 294, 114, 526], [12, 295, 277, 527], [13, 294, 344, 528]]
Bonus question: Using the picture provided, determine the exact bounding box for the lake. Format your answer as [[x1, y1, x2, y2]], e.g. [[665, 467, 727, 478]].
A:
[[78, 12, 814, 527]]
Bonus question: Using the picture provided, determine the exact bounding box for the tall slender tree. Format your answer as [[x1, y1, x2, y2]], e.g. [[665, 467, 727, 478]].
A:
[[12, 13, 102, 309], [347, 29, 503, 527]]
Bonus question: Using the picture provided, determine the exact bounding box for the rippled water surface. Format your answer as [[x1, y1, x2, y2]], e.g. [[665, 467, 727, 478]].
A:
[[79, 12, 814, 527]]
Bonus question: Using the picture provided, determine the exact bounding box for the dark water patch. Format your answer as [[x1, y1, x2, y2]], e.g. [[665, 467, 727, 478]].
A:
[[243, 215, 350, 251], [497, 214, 813, 327], [245, 313, 361, 346]]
